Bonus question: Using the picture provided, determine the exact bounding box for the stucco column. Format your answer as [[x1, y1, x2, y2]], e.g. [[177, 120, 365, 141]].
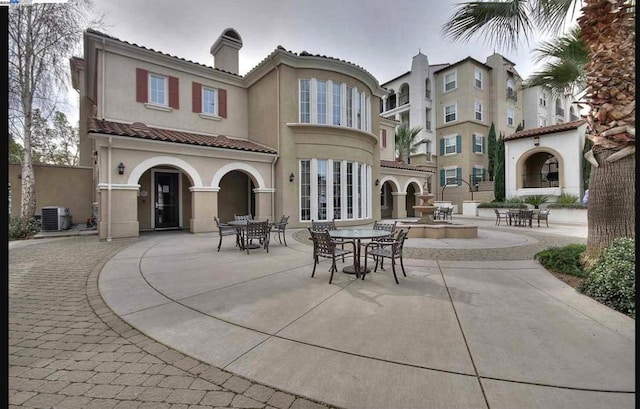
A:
[[253, 188, 275, 222], [97, 183, 139, 240], [391, 192, 407, 219], [190, 187, 218, 233]]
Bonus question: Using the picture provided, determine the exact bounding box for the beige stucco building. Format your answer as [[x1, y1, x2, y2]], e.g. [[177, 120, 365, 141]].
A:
[[71, 28, 429, 240]]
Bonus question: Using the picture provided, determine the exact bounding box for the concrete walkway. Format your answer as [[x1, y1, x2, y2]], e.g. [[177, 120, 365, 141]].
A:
[[9, 218, 635, 408]]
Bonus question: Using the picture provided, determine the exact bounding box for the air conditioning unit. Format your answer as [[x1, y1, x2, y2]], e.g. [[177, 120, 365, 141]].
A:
[[40, 206, 71, 231]]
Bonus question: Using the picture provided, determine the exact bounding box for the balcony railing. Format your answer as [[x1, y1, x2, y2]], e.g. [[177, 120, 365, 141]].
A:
[[398, 94, 409, 106], [555, 107, 565, 117], [506, 88, 517, 101], [425, 90, 431, 99], [570, 113, 579, 121], [425, 120, 431, 131]]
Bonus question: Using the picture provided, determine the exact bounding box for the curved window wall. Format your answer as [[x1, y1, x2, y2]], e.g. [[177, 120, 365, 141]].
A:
[[299, 79, 372, 132], [299, 159, 372, 222]]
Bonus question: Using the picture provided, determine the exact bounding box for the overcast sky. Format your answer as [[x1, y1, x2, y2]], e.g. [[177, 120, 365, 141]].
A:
[[64, 0, 578, 122]]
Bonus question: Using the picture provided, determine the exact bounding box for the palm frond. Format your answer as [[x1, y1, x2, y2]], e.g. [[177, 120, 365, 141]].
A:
[[531, 27, 587, 64], [533, 0, 580, 33], [441, 0, 535, 51], [522, 60, 586, 97]]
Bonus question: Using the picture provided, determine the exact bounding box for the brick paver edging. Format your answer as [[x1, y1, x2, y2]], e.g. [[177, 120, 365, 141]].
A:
[[9, 238, 340, 409], [293, 227, 586, 261]]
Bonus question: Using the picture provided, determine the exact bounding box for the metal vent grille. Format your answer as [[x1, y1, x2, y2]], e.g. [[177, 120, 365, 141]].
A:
[[41, 207, 60, 231]]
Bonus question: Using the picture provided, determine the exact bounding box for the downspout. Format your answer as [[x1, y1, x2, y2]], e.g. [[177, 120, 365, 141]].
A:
[[107, 137, 112, 241], [271, 63, 281, 221]]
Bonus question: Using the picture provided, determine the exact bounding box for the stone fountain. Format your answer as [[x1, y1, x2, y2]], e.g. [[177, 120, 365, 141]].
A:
[[397, 173, 478, 239], [412, 188, 447, 225]]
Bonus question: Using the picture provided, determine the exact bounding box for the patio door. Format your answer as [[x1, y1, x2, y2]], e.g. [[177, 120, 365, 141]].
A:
[[154, 172, 180, 229]]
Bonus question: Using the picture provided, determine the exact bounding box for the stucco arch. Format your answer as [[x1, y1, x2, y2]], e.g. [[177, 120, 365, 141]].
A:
[[403, 178, 424, 194], [379, 176, 401, 192], [211, 162, 266, 189], [128, 156, 202, 187], [515, 147, 565, 189]]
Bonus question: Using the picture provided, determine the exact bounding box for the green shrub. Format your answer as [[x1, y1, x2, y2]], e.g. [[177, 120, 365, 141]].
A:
[[548, 202, 587, 209], [9, 216, 40, 240], [524, 195, 548, 208], [478, 202, 527, 208], [504, 196, 525, 204], [535, 244, 588, 277], [579, 238, 635, 318], [556, 192, 579, 204]]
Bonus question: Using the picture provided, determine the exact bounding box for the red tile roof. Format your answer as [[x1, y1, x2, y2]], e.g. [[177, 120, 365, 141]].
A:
[[380, 160, 432, 172], [88, 118, 277, 154], [505, 119, 587, 141], [85, 29, 241, 77]]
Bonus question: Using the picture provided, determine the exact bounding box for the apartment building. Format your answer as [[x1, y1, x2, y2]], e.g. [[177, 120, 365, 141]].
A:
[[70, 28, 430, 240], [522, 85, 581, 128]]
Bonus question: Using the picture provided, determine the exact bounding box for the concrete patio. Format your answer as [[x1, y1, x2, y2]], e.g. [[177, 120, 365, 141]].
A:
[[95, 218, 635, 409]]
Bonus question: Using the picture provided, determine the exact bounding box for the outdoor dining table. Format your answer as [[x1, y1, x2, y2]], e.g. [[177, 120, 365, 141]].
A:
[[328, 229, 394, 276], [227, 219, 269, 249]]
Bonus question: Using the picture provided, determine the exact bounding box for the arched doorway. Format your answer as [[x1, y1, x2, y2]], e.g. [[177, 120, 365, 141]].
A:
[[218, 170, 256, 221], [380, 181, 395, 219], [522, 152, 560, 188], [406, 182, 420, 217]]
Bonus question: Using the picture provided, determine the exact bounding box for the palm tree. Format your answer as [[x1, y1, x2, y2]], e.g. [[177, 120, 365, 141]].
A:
[[442, 0, 635, 266], [395, 124, 426, 164]]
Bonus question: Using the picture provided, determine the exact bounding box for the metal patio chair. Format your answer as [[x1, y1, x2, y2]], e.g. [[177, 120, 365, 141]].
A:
[[363, 229, 409, 284], [214, 216, 240, 252], [537, 209, 550, 227], [494, 209, 509, 226], [308, 228, 354, 284], [243, 219, 270, 254], [271, 215, 290, 246]]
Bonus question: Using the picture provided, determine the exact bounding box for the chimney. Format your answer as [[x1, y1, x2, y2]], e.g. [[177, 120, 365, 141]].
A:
[[210, 28, 243, 75]]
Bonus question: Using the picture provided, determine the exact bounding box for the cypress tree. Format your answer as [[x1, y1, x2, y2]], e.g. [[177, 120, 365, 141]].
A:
[[494, 133, 506, 201], [487, 122, 497, 180]]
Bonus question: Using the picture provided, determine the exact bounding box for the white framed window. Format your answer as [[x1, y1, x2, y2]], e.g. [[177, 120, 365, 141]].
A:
[[445, 167, 459, 186], [539, 91, 547, 107], [539, 117, 547, 127], [445, 103, 457, 123], [506, 77, 515, 94], [474, 101, 483, 121], [332, 82, 341, 126], [300, 159, 371, 222], [299, 79, 311, 123], [346, 86, 353, 127], [444, 71, 457, 92], [507, 107, 514, 126], [472, 166, 485, 185], [317, 80, 327, 124], [474, 68, 483, 88], [150, 74, 167, 106], [444, 135, 457, 155], [202, 87, 217, 115], [473, 133, 484, 153]]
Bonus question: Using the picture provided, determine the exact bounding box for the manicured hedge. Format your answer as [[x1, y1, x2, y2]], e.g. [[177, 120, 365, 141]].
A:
[[477, 202, 527, 209]]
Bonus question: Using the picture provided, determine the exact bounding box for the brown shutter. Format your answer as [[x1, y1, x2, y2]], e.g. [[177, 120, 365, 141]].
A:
[[168, 76, 179, 109], [136, 68, 148, 103], [218, 88, 227, 118], [381, 129, 387, 148], [192, 82, 202, 113]]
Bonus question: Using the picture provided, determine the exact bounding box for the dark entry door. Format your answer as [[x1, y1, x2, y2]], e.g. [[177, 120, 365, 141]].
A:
[[154, 172, 179, 229]]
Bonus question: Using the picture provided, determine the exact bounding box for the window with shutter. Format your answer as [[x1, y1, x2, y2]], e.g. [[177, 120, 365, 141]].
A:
[[192, 82, 202, 113], [136, 68, 148, 103], [168, 76, 179, 109], [456, 134, 462, 153], [381, 129, 387, 148]]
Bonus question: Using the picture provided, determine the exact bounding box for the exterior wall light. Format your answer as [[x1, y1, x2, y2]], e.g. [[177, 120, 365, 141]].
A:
[[533, 136, 540, 146], [118, 162, 125, 175], [375, 179, 380, 186], [289, 172, 295, 182]]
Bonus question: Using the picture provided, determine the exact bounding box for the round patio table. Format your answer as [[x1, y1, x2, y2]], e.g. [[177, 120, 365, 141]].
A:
[[328, 229, 394, 275], [228, 219, 269, 250]]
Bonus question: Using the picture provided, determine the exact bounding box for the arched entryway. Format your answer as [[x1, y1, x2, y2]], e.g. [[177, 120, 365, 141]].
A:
[[217, 170, 256, 222], [521, 151, 560, 188], [127, 157, 200, 232], [406, 182, 421, 217]]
